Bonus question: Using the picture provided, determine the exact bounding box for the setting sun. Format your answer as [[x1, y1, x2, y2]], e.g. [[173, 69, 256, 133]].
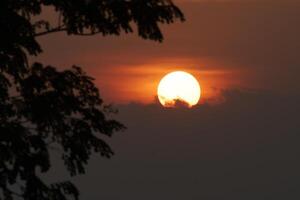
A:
[[157, 71, 201, 108]]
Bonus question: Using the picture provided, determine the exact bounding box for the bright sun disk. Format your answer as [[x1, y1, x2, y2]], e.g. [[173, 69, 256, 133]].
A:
[[157, 71, 201, 108]]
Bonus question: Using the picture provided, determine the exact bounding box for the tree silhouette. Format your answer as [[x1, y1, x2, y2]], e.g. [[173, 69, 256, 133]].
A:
[[0, 0, 184, 199]]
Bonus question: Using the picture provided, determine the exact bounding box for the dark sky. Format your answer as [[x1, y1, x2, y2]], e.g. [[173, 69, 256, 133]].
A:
[[45, 90, 300, 199], [39, 0, 300, 199]]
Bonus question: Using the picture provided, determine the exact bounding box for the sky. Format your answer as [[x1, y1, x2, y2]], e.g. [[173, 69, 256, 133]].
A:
[[46, 90, 300, 200], [38, 0, 300, 199], [37, 0, 300, 104]]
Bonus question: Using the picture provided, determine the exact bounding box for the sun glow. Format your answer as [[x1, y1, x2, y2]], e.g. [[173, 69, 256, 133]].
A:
[[157, 71, 201, 108]]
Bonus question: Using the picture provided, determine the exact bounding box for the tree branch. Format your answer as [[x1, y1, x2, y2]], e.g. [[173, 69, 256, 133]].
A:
[[34, 26, 67, 37], [34, 26, 102, 37]]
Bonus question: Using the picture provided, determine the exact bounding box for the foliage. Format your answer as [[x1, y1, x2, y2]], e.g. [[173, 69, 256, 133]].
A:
[[0, 0, 184, 199]]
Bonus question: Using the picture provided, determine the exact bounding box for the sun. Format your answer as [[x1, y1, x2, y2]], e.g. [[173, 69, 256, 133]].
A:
[[157, 71, 201, 108]]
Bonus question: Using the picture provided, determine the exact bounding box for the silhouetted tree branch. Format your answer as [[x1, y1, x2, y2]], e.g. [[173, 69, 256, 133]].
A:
[[35, 28, 106, 37], [0, 0, 184, 199], [34, 26, 67, 37]]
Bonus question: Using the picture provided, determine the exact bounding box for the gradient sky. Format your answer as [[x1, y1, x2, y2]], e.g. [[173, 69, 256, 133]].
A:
[[36, 0, 300, 104], [38, 1, 300, 199]]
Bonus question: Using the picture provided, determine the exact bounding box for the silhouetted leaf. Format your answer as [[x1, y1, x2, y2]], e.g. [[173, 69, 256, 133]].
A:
[[0, 0, 183, 199]]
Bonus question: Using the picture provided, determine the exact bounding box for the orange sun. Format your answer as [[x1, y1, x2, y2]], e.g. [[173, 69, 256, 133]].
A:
[[157, 71, 201, 107]]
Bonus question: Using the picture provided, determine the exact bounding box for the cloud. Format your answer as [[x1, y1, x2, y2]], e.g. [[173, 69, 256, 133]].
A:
[[56, 89, 300, 200]]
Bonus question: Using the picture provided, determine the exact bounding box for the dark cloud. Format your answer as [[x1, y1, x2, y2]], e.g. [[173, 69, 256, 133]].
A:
[[48, 90, 299, 200]]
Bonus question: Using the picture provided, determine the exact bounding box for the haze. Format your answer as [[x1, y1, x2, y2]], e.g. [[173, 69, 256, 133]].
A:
[[38, 0, 300, 199]]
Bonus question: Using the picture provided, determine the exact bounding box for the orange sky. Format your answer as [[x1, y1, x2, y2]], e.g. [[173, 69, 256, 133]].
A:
[[36, 0, 300, 104], [82, 56, 241, 104]]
